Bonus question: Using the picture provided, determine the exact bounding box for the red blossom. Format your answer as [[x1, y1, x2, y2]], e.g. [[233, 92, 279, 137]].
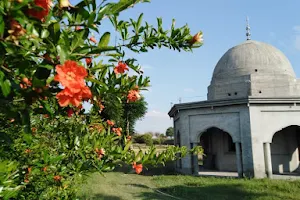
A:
[[67, 108, 74, 117], [53, 175, 62, 182], [95, 148, 105, 159], [114, 61, 129, 74], [25, 149, 31, 154], [54, 60, 87, 93], [9, 19, 26, 36], [112, 127, 122, 136], [107, 120, 115, 126], [85, 57, 92, 65], [56, 86, 92, 107], [127, 89, 141, 102], [28, 0, 52, 22], [90, 37, 97, 43], [132, 162, 143, 174]]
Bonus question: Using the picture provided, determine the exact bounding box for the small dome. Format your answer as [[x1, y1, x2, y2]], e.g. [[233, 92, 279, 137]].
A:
[[212, 40, 296, 81]]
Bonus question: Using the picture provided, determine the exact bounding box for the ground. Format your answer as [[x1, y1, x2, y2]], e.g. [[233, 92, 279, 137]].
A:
[[79, 172, 300, 200]]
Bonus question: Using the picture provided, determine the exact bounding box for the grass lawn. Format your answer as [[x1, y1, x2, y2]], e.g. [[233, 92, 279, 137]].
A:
[[79, 172, 300, 200]]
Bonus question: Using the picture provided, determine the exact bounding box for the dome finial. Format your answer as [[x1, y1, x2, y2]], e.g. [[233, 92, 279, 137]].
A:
[[246, 16, 251, 40]]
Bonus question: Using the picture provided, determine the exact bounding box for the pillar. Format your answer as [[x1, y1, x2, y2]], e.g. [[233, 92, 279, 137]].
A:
[[264, 142, 273, 178], [235, 142, 243, 178], [192, 143, 199, 175]]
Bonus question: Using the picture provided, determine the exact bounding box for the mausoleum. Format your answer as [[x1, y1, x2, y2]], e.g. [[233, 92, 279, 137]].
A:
[[168, 28, 300, 178]]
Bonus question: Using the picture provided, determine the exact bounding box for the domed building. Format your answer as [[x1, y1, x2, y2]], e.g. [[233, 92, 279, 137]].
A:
[[169, 38, 300, 178]]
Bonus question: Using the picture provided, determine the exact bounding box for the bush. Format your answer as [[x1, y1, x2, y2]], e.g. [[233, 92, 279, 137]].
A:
[[133, 134, 153, 146]]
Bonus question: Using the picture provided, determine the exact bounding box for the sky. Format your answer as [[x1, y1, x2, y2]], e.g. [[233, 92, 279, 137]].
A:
[[74, 0, 300, 134]]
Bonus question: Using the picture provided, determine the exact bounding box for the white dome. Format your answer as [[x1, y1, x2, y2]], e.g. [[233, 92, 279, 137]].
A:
[[212, 40, 296, 81]]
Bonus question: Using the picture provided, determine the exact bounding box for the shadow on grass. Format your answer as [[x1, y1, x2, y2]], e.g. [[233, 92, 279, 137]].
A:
[[79, 194, 122, 200], [134, 183, 282, 200]]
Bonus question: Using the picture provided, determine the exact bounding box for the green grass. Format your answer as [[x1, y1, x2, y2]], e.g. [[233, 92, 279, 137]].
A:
[[78, 172, 300, 200]]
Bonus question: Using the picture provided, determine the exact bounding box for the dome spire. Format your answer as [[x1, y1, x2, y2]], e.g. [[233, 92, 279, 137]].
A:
[[246, 16, 251, 40]]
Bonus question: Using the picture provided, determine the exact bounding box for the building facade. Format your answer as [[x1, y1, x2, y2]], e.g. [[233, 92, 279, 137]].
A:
[[168, 40, 300, 178]]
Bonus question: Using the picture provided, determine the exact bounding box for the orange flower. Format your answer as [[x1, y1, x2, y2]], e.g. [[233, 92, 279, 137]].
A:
[[25, 149, 31, 154], [90, 37, 97, 43], [28, 167, 32, 173], [56, 86, 92, 107], [28, 0, 52, 21], [127, 135, 132, 141], [22, 77, 32, 86], [24, 179, 29, 183], [132, 162, 143, 174], [67, 108, 74, 117], [42, 166, 47, 172], [85, 57, 92, 65], [114, 61, 129, 74], [31, 127, 37, 133], [190, 32, 203, 45], [44, 114, 49, 118], [53, 175, 62, 182], [95, 148, 105, 159], [112, 127, 122, 136], [8, 19, 26, 37], [54, 60, 88, 93], [127, 90, 141, 102], [75, 26, 82, 31], [107, 120, 115, 126], [10, 118, 15, 123]]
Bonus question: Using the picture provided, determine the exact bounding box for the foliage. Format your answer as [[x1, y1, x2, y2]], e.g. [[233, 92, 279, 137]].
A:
[[0, 0, 203, 199], [166, 127, 174, 138], [123, 97, 148, 135], [133, 133, 153, 146]]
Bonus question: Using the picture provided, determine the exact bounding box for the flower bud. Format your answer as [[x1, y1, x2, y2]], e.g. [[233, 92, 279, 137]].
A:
[[59, 0, 72, 8], [190, 32, 203, 45]]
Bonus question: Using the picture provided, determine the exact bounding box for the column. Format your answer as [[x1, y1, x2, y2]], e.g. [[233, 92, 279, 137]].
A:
[[264, 142, 273, 178], [235, 142, 243, 178], [192, 143, 199, 175]]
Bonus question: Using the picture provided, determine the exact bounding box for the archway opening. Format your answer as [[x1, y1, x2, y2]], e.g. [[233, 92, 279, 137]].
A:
[[271, 125, 300, 175], [199, 127, 237, 173]]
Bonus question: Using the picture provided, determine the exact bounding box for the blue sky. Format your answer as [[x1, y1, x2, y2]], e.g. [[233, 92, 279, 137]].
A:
[[74, 0, 300, 133]]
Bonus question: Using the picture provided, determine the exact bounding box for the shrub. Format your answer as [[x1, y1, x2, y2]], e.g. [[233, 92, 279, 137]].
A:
[[142, 134, 153, 146]]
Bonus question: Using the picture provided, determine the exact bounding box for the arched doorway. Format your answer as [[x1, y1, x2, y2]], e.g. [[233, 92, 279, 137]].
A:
[[271, 125, 300, 175], [199, 127, 238, 173]]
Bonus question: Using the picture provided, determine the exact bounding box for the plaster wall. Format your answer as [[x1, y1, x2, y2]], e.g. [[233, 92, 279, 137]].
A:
[[173, 104, 253, 176], [249, 104, 300, 177]]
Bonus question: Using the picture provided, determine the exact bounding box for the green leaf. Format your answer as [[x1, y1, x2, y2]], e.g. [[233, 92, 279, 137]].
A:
[[41, 29, 49, 39], [122, 141, 132, 154], [98, 32, 111, 48], [0, 15, 4, 37], [57, 45, 67, 63], [0, 79, 11, 97], [137, 13, 143, 30]]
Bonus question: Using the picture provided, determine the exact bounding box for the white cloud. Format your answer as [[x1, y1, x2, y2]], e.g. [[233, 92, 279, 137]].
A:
[[145, 110, 168, 117], [184, 88, 195, 93]]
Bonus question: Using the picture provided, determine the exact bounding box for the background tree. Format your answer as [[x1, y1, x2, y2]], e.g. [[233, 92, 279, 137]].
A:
[[123, 96, 147, 136], [166, 127, 174, 138]]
